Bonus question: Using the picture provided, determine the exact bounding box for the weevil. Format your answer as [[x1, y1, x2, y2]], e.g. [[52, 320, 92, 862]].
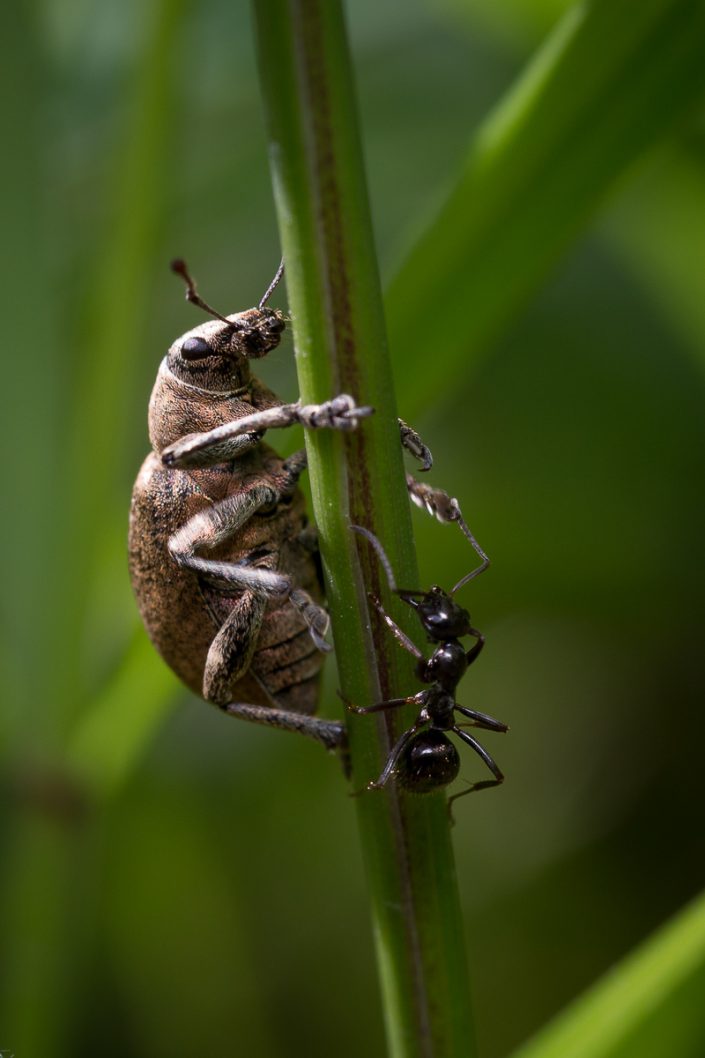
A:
[[350, 520, 508, 814], [129, 260, 440, 756]]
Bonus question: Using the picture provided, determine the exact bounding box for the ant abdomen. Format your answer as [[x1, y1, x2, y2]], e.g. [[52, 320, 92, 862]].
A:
[[397, 731, 460, 794]]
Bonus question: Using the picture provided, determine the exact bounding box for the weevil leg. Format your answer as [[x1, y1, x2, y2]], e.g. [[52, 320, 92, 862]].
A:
[[197, 582, 344, 758], [280, 448, 308, 490], [367, 593, 424, 660], [406, 476, 490, 586], [367, 722, 427, 790], [203, 591, 266, 704], [398, 418, 433, 471], [221, 703, 347, 755], [406, 475, 456, 524], [161, 394, 374, 469], [290, 447, 319, 555], [297, 522, 319, 553], [454, 705, 508, 733], [174, 428, 268, 469], [168, 485, 290, 594], [168, 485, 332, 650], [294, 394, 374, 430]]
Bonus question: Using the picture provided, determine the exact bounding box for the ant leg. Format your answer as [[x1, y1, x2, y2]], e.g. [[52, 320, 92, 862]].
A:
[[447, 777, 504, 822], [455, 706, 508, 733], [453, 727, 505, 786], [368, 722, 427, 790], [346, 690, 428, 716], [446, 730, 504, 822], [465, 629, 486, 666], [368, 594, 423, 660]]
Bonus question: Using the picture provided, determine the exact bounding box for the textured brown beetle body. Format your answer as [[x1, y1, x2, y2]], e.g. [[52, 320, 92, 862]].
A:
[[130, 408, 322, 716], [128, 267, 377, 752]]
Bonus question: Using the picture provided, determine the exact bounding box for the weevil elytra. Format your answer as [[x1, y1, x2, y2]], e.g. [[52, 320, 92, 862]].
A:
[[129, 260, 437, 756], [350, 521, 508, 815]]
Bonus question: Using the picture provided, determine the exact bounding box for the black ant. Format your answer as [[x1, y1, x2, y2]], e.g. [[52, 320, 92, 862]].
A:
[[350, 515, 508, 815]]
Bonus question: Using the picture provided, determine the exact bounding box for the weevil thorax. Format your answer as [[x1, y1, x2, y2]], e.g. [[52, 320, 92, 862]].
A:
[[148, 307, 286, 452]]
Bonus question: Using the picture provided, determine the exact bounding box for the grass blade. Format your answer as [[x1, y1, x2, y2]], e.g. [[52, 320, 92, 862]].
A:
[[386, 0, 705, 412], [510, 890, 705, 1058]]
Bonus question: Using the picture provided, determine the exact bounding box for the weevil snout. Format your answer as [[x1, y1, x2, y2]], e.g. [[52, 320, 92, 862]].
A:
[[233, 307, 286, 359]]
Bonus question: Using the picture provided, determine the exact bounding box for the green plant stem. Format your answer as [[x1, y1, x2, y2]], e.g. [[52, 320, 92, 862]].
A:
[[253, 3, 476, 1055]]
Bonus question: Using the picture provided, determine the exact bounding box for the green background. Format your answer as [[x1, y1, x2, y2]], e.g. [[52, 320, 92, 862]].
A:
[[2, 1, 704, 1055]]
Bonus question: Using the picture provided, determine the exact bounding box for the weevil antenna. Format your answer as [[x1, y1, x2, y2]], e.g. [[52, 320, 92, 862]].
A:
[[171, 259, 235, 327], [259, 258, 285, 309], [351, 525, 398, 593], [450, 507, 490, 595]]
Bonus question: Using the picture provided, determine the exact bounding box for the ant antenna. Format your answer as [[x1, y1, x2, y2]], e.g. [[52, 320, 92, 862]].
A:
[[170, 259, 235, 328], [258, 258, 285, 310], [352, 526, 398, 593], [450, 503, 490, 595]]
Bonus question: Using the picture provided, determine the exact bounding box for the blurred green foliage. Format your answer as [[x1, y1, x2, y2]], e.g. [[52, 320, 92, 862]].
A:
[[1, 1, 705, 1056]]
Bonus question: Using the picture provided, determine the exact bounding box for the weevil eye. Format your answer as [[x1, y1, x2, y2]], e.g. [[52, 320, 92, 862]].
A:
[[181, 336, 212, 360]]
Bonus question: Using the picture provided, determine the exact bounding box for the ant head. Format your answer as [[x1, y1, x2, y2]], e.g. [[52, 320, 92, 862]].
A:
[[397, 730, 460, 794], [397, 585, 472, 641], [166, 259, 286, 392]]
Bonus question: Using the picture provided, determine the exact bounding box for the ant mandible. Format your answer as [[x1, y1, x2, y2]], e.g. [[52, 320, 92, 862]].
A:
[[350, 512, 508, 815]]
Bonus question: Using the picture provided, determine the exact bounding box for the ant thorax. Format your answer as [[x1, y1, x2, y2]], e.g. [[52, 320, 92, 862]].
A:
[[419, 640, 468, 691], [424, 689, 456, 729]]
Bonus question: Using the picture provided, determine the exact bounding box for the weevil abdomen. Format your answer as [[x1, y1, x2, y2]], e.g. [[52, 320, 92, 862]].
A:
[[128, 446, 324, 714]]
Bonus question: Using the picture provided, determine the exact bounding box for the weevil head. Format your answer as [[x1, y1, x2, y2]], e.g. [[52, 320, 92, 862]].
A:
[[166, 308, 286, 393], [398, 585, 472, 641], [149, 309, 286, 453]]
